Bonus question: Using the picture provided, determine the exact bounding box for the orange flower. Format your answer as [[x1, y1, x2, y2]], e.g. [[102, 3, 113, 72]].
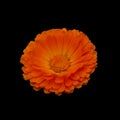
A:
[[20, 28, 97, 96]]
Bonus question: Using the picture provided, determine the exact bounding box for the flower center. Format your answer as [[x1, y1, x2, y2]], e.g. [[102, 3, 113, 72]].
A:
[[50, 55, 70, 73]]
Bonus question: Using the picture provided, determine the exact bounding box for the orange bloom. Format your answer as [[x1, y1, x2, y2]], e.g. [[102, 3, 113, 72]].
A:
[[20, 28, 97, 96]]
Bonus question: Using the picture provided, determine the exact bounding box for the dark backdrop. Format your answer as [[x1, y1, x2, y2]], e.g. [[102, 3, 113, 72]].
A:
[[3, 2, 113, 117]]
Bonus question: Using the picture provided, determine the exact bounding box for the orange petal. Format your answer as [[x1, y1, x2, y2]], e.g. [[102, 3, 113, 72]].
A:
[[67, 32, 84, 57], [30, 77, 44, 84], [55, 77, 64, 83], [44, 89, 50, 94], [65, 78, 73, 87], [22, 66, 33, 73], [52, 83, 61, 89], [39, 80, 49, 88], [33, 86, 41, 91], [58, 83, 65, 92], [72, 80, 79, 86], [65, 85, 74, 93], [23, 73, 32, 80], [45, 79, 55, 89], [23, 41, 35, 53], [55, 92, 62, 96], [75, 83, 82, 89]]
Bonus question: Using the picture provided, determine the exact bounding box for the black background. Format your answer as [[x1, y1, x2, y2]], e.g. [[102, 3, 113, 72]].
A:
[[3, 2, 114, 117]]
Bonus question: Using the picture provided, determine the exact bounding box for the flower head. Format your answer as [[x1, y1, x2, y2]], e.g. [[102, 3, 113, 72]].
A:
[[20, 28, 97, 95]]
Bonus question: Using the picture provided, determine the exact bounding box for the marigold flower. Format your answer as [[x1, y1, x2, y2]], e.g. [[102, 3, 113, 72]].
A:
[[20, 28, 97, 96]]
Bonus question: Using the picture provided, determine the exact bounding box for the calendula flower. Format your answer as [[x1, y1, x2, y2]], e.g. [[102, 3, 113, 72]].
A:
[[20, 28, 97, 96]]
